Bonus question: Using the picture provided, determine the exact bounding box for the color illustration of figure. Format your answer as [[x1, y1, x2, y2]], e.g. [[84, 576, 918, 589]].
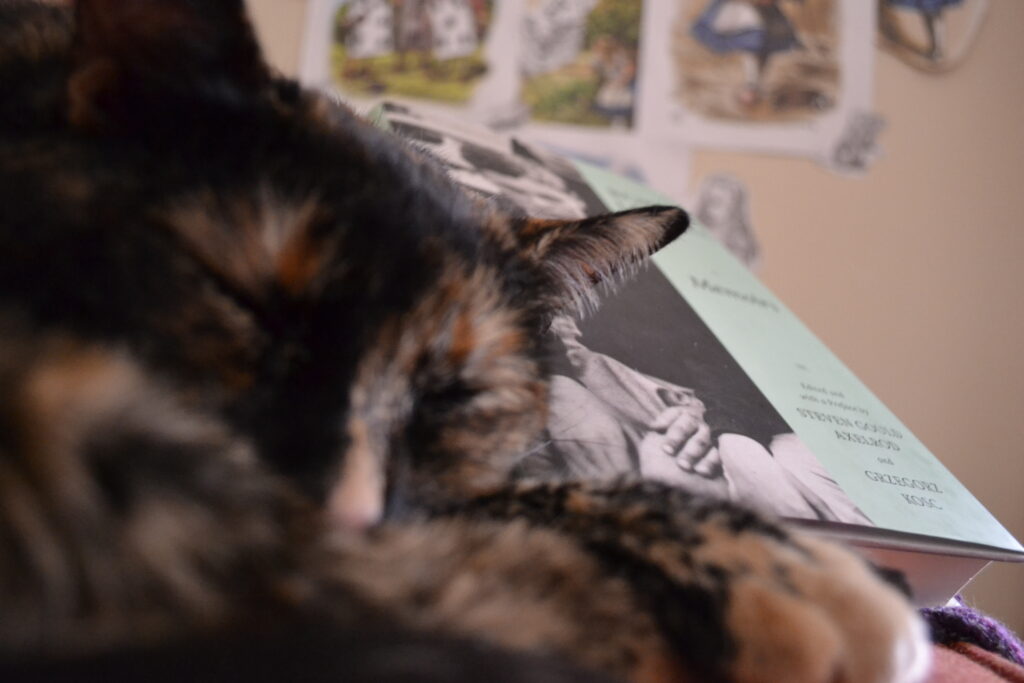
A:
[[590, 35, 637, 126], [691, 0, 803, 107], [885, 0, 963, 60]]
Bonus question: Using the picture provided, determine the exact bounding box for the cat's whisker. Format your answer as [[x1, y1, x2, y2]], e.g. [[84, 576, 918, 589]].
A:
[[516, 438, 555, 461]]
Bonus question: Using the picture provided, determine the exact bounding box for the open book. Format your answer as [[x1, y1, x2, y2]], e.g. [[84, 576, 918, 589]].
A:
[[371, 101, 1024, 606]]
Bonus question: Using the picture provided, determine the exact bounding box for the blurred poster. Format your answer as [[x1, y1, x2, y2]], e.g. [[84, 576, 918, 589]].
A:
[[638, 0, 876, 158], [301, 0, 879, 196], [303, 0, 646, 127], [302, 0, 497, 106]]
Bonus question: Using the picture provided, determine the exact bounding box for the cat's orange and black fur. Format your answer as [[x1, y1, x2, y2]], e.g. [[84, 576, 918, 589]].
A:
[[0, 2, 930, 681]]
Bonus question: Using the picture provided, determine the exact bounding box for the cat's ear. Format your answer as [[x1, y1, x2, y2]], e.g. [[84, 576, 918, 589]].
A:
[[513, 206, 688, 316], [68, 0, 271, 128]]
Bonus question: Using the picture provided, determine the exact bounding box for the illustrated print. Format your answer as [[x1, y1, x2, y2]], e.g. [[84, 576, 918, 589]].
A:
[[331, 0, 494, 103], [677, 0, 839, 123], [520, 0, 643, 128]]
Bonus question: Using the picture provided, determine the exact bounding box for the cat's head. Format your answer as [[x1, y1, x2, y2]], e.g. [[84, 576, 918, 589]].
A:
[[5, 0, 687, 529]]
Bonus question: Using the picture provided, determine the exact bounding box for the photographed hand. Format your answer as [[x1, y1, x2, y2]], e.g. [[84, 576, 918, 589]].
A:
[[641, 402, 722, 480]]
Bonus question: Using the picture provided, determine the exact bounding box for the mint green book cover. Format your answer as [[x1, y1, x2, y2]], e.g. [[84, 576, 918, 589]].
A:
[[575, 162, 1022, 554]]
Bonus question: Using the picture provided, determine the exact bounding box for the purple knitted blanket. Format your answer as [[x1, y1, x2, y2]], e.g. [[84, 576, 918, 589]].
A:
[[921, 600, 1024, 667]]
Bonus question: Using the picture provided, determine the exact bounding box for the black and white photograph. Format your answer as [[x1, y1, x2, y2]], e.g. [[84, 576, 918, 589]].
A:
[[518, 266, 872, 525]]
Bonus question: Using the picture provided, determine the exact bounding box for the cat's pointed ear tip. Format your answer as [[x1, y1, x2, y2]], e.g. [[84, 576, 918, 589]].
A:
[[649, 205, 690, 248]]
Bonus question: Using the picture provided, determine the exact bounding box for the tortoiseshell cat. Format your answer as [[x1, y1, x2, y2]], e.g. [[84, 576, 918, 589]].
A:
[[0, 1, 930, 681]]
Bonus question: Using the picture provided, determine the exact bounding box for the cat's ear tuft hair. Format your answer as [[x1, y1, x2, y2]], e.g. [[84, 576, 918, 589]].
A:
[[514, 206, 688, 317], [69, 0, 271, 128]]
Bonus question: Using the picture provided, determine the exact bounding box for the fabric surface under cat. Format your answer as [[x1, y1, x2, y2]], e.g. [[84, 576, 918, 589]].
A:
[[0, 1, 930, 681]]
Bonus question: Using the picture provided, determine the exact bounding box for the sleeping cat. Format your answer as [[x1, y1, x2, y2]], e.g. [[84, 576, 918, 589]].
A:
[[0, 1, 930, 681]]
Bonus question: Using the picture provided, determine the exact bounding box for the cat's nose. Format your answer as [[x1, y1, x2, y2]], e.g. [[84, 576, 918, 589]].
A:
[[328, 495, 381, 530], [327, 478, 383, 529], [326, 447, 384, 530]]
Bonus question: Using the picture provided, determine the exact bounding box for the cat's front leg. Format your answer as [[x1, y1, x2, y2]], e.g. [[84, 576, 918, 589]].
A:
[[442, 480, 932, 683]]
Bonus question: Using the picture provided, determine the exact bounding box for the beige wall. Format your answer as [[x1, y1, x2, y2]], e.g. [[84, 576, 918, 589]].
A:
[[248, 0, 308, 77], [248, 0, 1024, 634]]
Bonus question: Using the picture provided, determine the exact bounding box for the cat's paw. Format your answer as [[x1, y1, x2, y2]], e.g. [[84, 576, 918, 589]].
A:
[[444, 482, 932, 683], [704, 531, 932, 683]]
